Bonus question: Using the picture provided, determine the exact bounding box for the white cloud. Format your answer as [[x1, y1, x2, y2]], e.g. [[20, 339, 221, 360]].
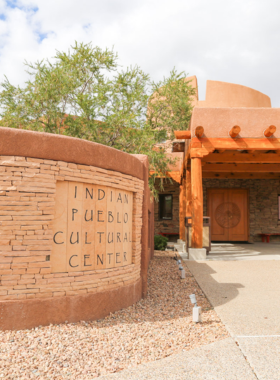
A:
[[0, 0, 280, 105]]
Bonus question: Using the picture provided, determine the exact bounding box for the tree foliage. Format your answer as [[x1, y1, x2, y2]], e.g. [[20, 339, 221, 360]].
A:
[[0, 42, 196, 196]]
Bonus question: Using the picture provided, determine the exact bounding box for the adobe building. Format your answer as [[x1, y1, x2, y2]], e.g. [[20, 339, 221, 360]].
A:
[[0, 128, 154, 330], [155, 77, 280, 256]]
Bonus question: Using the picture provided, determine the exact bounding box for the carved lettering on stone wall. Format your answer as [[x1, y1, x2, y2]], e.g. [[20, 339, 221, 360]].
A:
[[51, 181, 133, 273]]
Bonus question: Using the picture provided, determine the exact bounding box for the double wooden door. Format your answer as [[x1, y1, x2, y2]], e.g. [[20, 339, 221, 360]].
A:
[[208, 189, 248, 241]]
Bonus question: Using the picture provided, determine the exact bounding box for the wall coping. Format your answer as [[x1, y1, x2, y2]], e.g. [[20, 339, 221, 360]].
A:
[[0, 127, 145, 180]]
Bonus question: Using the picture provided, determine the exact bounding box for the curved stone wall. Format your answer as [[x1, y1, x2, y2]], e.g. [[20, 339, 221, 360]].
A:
[[0, 128, 150, 330]]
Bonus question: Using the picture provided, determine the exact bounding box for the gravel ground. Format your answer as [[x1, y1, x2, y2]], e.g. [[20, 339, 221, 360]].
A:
[[0, 251, 229, 379]]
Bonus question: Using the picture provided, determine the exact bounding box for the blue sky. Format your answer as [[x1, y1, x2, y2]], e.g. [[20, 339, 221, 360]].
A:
[[0, 0, 280, 105]]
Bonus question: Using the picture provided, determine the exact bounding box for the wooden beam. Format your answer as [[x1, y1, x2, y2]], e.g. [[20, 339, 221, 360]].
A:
[[203, 172, 280, 179], [191, 148, 215, 158], [195, 126, 204, 138], [172, 141, 185, 153], [191, 137, 280, 155], [203, 163, 280, 172], [229, 125, 241, 138], [191, 158, 203, 248], [203, 152, 280, 163], [174, 130, 191, 139], [264, 125, 276, 137]]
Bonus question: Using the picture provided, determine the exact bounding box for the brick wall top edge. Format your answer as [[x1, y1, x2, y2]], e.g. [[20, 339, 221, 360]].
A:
[[0, 128, 146, 181]]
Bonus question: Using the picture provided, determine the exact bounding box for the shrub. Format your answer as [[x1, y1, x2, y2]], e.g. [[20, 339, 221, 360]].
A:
[[154, 234, 168, 251]]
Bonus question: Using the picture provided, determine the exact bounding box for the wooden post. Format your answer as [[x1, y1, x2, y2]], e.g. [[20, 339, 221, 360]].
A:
[[179, 182, 183, 239], [186, 168, 192, 217], [184, 168, 192, 247], [191, 158, 203, 248], [179, 176, 186, 239]]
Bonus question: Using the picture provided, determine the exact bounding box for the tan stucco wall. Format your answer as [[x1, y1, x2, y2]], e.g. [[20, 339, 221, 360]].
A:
[[198, 80, 271, 108], [190, 107, 280, 138]]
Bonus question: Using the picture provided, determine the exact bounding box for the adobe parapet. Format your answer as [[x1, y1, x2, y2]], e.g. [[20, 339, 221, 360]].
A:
[[198, 80, 271, 108], [0, 128, 151, 330]]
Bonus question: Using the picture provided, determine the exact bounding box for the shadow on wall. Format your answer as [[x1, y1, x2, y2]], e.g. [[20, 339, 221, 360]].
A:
[[186, 262, 244, 308]]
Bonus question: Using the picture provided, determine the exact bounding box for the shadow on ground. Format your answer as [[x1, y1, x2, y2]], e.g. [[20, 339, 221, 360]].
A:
[[186, 261, 244, 308]]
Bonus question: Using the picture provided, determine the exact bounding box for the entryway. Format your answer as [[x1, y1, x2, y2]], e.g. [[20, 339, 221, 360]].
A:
[[207, 188, 248, 241], [208, 242, 280, 260]]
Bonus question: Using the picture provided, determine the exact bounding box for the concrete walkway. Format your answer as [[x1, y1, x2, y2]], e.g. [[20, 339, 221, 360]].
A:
[[101, 243, 280, 379], [187, 242, 280, 379], [100, 338, 256, 379]]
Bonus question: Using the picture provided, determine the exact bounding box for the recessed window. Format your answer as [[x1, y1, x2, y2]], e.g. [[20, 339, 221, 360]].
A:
[[159, 194, 173, 220]]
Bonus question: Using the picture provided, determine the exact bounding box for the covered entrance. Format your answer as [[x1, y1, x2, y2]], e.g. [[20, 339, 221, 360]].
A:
[[207, 188, 248, 241], [173, 112, 280, 252], [162, 78, 280, 257]]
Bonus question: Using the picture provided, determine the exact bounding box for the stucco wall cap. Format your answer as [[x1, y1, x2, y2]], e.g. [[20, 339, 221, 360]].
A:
[[0, 127, 144, 180]]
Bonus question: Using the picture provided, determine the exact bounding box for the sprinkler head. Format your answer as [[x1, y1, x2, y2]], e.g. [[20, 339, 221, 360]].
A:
[[189, 294, 197, 306]]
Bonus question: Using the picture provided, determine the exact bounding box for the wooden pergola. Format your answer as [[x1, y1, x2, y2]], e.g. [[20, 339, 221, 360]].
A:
[[174, 107, 280, 249]]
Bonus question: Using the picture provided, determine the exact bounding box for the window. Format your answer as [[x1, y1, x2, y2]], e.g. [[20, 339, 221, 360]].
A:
[[159, 194, 173, 220]]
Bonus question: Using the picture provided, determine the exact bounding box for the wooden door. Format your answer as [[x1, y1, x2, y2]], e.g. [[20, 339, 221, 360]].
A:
[[208, 189, 228, 241], [208, 189, 248, 241]]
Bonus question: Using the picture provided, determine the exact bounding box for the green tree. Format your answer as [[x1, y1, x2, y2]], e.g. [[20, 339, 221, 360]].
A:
[[0, 42, 196, 196]]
